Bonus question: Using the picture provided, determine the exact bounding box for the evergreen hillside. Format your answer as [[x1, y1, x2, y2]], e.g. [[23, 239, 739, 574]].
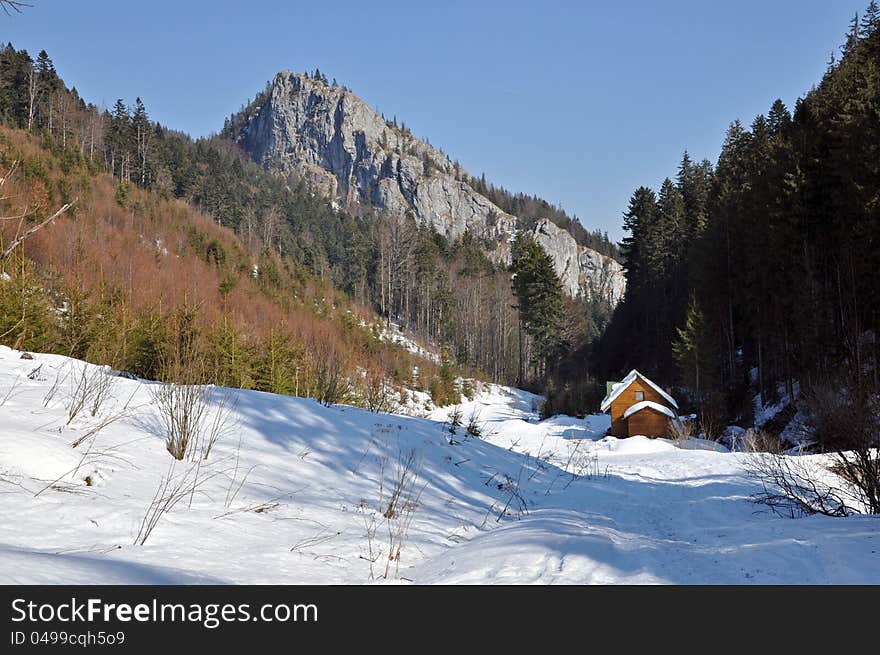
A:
[[591, 6, 880, 431]]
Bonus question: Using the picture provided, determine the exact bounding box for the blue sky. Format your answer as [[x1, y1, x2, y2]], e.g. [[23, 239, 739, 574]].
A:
[[2, 0, 867, 241]]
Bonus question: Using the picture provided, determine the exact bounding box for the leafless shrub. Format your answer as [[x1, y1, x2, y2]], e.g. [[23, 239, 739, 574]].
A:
[[66, 364, 91, 423], [290, 526, 341, 553], [744, 452, 855, 517], [134, 461, 216, 545], [380, 450, 424, 580], [0, 372, 21, 406], [42, 367, 69, 408], [150, 381, 209, 460], [699, 403, 725, 441], [360, 446, 425, 580], [546, 444, 607, 494], [526, 433, 553, 482], [200, 388, 237, 460], [35, 434, 135, 498], [149, 374, 236, 462], [739, 428, 785, 454], [360, 502, 380, 580], [314, 347, 352, 407], [214, 499, 283, 520], [808, 382, 880, 514], [567, 452, 603, 486], [668, 417, 695, 446], [88, 368, 117, 417], [223, 434, 255, 509], [379, 448, 420, 520], [70, 410, 132, 449], [66, 364, 114, 424], [361, 371, 397, 414]]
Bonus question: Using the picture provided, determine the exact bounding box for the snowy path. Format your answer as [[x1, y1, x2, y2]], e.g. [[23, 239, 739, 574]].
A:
[[421, 392, 880, 584], [1, 347, 878, 584]]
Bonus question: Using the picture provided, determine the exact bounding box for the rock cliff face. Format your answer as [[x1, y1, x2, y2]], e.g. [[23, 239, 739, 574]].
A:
[[529, 219, 625, 303], [234, 71, 624, 302]]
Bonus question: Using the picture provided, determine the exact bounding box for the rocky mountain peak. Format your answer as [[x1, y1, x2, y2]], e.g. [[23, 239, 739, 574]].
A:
[[233, 70, 624, 303]]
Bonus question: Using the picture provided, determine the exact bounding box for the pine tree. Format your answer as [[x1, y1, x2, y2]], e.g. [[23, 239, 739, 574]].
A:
[[132, 97, 151, 186], [511, 234, 565, 380], [673, 296, 719, 404], [843, 13, 862, 55], [862, 1, 879, 34], [620, 186, 656, 294], [767, 99, 791, 136], [109, 99, 131, 180], [35, 49, 55, 77]]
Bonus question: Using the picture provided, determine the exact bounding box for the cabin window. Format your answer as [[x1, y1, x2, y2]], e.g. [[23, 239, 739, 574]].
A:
[[635, 391, 644, 401]]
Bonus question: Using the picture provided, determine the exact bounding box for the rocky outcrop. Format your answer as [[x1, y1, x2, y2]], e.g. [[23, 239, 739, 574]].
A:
[[529, 219, 625, 303], [235, 71, 624, 302]]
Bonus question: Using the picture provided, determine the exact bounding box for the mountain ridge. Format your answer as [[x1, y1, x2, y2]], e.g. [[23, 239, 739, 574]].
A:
[[229, 70, 624, 302]]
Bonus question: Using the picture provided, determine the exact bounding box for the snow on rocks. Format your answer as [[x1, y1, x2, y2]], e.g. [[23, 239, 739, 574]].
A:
[[377, 323, 441, 363]]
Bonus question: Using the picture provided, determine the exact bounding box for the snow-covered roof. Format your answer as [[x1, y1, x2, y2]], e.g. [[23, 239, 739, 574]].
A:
[[600, 369, 678, 412], [622, 400, 677, 420]]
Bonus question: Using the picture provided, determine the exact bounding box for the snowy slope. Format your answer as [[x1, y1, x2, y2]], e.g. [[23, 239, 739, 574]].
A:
[[1, 346, 878, 584]]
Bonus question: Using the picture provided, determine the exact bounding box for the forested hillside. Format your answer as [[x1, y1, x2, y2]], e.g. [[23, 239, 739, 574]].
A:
[[0, 125, 478, 406], [0, 47, 489, 406], [592, 5, 880, 435], [0, 42, 601, 397]]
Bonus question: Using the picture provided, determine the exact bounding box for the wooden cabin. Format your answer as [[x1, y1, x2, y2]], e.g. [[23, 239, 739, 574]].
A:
[[600, 370, 678, 438]]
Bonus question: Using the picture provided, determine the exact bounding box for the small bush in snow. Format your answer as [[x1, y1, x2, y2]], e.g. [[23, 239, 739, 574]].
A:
[[151, 382, 208, 460], [465, 408, 485, 438], [739, 428, 784, 454], [134, 460, 220, 545], [445, 406, 463, 444], [667, 417, 695, 445], [150, 382, 235, 461], [359, 370, 397, 414], [64, 364, 118, 424]]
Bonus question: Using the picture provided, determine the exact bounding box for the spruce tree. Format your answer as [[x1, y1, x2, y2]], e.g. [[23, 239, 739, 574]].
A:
[[511, 234, 565, 380]]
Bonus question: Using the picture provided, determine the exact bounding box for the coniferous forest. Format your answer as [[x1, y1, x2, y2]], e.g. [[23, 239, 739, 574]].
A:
[[587, 5, 880, 435]]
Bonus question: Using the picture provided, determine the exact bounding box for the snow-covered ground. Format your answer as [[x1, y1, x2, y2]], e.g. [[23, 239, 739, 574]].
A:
[[1, 346, 878, 584], [377, 322, 441, 364]]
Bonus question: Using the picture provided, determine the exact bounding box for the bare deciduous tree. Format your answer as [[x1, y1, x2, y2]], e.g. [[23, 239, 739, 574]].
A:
[[0, 1, 32, 16], [808, 382, 880, 514], [0, 161, 77, 264]]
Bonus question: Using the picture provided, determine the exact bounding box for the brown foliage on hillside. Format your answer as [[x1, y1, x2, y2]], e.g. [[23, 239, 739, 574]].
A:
[[0, 127, 450, 407]]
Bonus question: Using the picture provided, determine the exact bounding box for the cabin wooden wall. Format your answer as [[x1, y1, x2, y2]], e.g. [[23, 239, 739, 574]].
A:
[[626, 408, 671, 437], [608, 377, 671, 437]]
